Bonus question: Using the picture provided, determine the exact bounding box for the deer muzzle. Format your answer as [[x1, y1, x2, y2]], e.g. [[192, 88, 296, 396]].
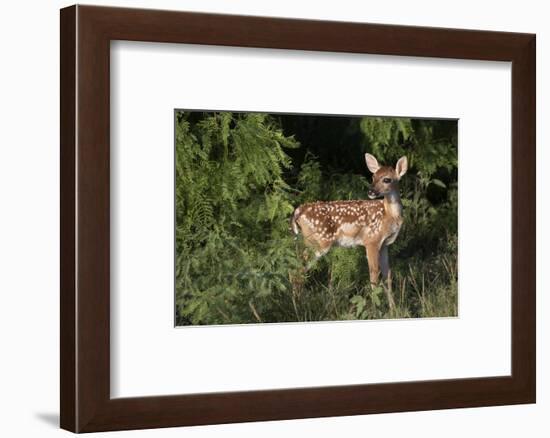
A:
[[367, 188, 379, 199]]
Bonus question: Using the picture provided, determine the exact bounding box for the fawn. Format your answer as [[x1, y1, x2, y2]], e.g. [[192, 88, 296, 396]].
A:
[[290, 154, 408, 309]]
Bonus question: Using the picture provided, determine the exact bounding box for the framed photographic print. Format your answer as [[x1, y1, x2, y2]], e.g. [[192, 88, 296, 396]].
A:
[[60, 5, 535, 433]]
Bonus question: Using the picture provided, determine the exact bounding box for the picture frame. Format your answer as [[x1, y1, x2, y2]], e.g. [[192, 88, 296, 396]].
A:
[[60, 5, 535, 433]]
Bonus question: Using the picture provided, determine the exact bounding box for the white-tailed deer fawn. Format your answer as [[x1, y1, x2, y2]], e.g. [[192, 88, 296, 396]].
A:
[[290, 154, 408, 310]]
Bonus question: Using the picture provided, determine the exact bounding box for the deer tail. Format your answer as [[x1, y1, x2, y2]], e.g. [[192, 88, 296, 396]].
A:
[[290, 206, 302, 235]]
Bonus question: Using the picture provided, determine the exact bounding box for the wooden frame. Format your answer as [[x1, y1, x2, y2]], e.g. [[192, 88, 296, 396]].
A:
[[60, 5, 536, 433]]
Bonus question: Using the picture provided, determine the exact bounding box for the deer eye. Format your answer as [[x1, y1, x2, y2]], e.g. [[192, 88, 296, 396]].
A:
[[382, 177, 392, 183]]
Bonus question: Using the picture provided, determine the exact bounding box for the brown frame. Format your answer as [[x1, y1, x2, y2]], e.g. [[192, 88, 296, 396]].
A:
[[60, 5, 536, 433]]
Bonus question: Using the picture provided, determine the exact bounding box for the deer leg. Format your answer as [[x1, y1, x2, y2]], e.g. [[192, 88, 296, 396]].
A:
[[379, 245, 389, 280], [365, 244, 380, 285], [379, 245, 395, 311], [302, 239, 331, 271], [301, 248, 315, 271], [314, 242, 332, 259]]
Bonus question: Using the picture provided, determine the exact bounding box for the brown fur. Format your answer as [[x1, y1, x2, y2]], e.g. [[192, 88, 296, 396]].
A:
[[291, 154, 408, 310]]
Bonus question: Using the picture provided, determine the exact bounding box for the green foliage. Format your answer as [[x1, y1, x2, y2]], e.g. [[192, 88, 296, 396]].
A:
[[359, 117, 457, 175], [175, 111, 458, 325]]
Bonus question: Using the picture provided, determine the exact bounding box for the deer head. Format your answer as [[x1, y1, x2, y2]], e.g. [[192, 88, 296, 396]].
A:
[[365, 154, 408, 200]]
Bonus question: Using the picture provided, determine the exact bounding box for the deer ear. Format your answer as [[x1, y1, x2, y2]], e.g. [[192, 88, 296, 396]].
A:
[[395, 156, 408, 179], [365, 153, 380, 174]]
